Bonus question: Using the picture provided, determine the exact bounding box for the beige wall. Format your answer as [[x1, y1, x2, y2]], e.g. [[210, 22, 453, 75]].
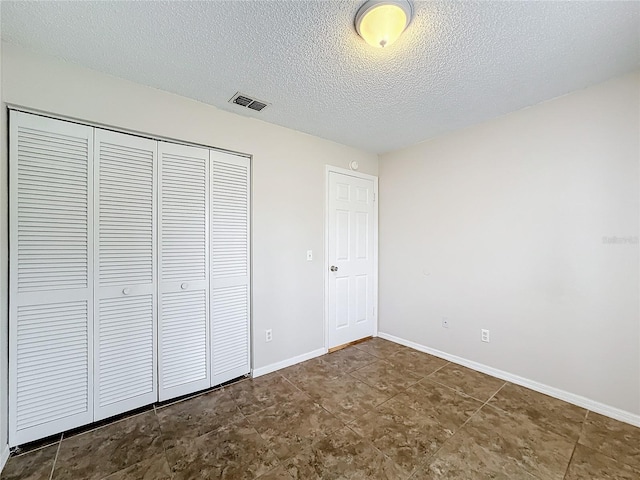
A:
[[0, 43, 378, 391], [379, 72, 640, 417]]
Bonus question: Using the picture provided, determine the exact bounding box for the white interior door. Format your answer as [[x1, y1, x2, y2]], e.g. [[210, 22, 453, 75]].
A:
[[9, 112, 94, 446], [327, 170, 376, 349], [210, 151, 251, 386], [158, 142, 210, 401], [94, 129, 157, 420]]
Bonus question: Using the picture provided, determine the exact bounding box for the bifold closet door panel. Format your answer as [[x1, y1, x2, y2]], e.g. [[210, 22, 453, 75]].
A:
[[158, 142, 211, 401], [94, 129, 158, 420], [9, 112, 94, 446], [210, 152, 251, 386]]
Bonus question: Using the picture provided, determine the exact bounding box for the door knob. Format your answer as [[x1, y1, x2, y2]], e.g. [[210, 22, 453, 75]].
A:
[[330, 266, 338, 272], [122, 288, 131, 295], [181, 282, 189, 290]]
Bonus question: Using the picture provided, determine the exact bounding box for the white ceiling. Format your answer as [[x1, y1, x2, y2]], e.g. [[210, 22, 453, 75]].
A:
[[2, 1, 639, 153]]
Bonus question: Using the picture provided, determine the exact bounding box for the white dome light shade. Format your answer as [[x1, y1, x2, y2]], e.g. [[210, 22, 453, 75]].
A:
[[355, 0, 413, 48]]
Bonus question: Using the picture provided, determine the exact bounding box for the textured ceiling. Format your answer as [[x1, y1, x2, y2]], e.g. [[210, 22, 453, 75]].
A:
[[2, 1, 639, 153]]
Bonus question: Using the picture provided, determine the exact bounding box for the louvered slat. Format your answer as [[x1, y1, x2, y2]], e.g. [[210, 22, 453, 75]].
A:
[[211, 160, 249, 278], [211, 285, 249, 376], [98, 139, 154, 286], [16, 125, 89, 292], [15, 301, 89, 430], [94, 129, 157, 421], [160, 150, 207, 281], [160, 290, 208, 389], [98, 295, 154, 407], [210, 152, 250, 386]]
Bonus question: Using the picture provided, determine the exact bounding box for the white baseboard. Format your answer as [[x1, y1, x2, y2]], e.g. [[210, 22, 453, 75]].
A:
[[1, 443, 9, 475], [378, 331, 640, 428], [252, 347, 327, 378]]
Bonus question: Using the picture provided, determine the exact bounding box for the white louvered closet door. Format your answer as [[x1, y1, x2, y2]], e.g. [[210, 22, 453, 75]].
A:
[[94, 130, 157, 420], [9, 112, 94, 446], [158, 142, 211, 400], [210, 151, 251, 386]]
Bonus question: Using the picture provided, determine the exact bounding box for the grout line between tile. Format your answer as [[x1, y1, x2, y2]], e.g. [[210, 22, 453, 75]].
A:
[[285, 366, 406, 428], [477, 381, 507, 411], [62, 406, 157, 441], [255, 462, 293, 480], [340, 374, 475, 479], [343, 422, 393, 458], [576, 408, 590, 447], [278, 373, 308, 395], [240, 407, 293, 478], [155, 383, 227, 411], [25, 383, 240, 455], [347, 361, 427, 395], [429, 361, 451, 376], [344, 371, 383, 393], [345, 391, 404, 426], [455, 380, 506, 428], [243, 343, 516, 479], [278, 376, 319, 406], [236, 385, 305, 419], [48, 434, 62, 480], [153, 402, 175, 478], [254, 359, 409, 471], [415, 381, 508, 474], [562, 440, 579, 480], [571, 410, 640, 472], [421, 376, 494, 405]]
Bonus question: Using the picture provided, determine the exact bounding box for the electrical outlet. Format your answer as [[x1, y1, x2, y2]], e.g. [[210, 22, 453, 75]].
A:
[[442, 317, 449, 328], [481, 329, 490, 343], [306, 250, 313, 261], [265, 329, 273, 342]]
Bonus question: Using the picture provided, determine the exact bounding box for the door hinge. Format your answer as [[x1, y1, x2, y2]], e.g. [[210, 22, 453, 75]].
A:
[[373, 193, 376, 202]]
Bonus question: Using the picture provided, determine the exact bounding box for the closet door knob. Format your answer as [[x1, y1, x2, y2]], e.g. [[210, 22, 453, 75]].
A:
[[330, 266, 338, 272], [122, 288, 131, 295], [181, 283, 189, 290]]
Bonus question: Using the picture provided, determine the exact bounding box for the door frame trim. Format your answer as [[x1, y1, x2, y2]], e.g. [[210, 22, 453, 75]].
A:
[[324, 166, 379, 351]]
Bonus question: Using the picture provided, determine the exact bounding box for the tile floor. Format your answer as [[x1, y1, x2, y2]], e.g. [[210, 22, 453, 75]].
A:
[[2, 337, 640, 479]]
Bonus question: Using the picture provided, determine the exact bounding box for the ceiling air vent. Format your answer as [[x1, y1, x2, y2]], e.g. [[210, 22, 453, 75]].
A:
[[247, 101, 267, 112], [229, 92, 270, 112]]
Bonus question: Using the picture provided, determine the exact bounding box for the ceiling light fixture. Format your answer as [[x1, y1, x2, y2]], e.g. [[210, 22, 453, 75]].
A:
[[355, 0, 413, 48]]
